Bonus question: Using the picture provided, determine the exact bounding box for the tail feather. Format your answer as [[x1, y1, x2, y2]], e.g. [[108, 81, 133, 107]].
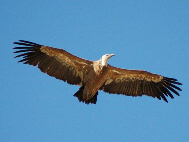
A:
[[73, 86, 84, 101], [73, 86, 98, 104]]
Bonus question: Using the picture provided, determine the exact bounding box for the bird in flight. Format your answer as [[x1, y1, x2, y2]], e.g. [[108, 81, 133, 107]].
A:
[[13, 40, 182, 104]]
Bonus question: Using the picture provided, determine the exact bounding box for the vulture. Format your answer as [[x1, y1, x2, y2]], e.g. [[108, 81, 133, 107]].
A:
[[13, 40, 182, 104]]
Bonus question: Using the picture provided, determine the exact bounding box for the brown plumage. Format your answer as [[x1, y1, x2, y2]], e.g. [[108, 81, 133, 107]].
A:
[[13, 40, 182, 104]]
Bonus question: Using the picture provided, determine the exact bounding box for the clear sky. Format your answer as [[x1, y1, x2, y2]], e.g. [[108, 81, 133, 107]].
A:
[[1, 1, 188, 142]]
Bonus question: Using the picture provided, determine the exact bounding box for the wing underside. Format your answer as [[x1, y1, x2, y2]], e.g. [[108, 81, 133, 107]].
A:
[[101, 66, 182, 102], [13, 40, 93, 86]]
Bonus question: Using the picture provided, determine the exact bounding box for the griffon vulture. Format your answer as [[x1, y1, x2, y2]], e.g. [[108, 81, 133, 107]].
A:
[[13, 40, 182, 104]]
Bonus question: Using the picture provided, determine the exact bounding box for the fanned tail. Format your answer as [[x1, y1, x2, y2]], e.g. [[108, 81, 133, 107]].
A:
[[74, 86, 98, 104]]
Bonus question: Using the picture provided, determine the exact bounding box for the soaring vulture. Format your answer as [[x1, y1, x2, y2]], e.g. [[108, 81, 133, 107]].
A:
[[13, 40, 182, 104]]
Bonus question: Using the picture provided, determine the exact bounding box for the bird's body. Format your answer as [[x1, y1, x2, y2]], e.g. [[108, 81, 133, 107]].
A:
[[13, 40, 182, 104]]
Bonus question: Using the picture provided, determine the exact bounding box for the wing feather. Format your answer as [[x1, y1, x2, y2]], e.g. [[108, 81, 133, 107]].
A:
[[13, 40, 93, 86], [101, 66, 182, 102]]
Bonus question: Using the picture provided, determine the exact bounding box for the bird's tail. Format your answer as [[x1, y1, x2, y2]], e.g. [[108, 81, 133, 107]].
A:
[[73, 86, 98, 104]]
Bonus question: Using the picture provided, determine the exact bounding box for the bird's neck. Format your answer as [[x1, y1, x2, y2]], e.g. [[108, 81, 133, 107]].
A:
[[101, 58, 107, 67]]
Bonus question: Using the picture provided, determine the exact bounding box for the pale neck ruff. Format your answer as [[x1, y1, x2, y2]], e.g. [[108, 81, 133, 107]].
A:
[[101, 58, 107, 67]]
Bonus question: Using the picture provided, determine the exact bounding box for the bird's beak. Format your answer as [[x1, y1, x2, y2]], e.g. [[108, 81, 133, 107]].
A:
[[110, 54, 115, 57]]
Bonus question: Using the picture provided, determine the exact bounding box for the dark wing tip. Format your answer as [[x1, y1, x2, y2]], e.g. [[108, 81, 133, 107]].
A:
[[13, 40, 42, 47], [159, 76, 182, 102], [164, 77, 182, 85], [147, 76, 182, 103], [13, 40, 43, 63]]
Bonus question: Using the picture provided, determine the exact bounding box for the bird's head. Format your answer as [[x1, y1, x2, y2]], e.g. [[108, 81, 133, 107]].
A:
[[101, 54, 115, 66]]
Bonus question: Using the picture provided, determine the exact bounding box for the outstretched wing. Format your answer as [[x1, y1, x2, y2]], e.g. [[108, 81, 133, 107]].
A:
[[101, 65, 182, 102], [13, 40, 93, 86]]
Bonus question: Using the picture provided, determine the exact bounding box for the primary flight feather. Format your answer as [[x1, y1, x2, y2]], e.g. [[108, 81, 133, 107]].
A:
[[13, 40, 182, 104]]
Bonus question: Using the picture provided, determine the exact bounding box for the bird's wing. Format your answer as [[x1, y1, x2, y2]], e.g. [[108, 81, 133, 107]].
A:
[[13, 40, 93, 86], [100, 65, 182, 102]]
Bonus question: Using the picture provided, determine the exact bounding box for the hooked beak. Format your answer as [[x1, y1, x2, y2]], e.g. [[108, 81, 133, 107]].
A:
[[110, 54, 115, 57]]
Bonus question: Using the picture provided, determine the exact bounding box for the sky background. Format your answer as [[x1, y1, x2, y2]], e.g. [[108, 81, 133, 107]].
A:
[[1, 1, 188, 142]]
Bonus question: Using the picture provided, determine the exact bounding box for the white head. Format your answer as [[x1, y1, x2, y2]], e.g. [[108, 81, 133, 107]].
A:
[[101, 54, 115, 66]]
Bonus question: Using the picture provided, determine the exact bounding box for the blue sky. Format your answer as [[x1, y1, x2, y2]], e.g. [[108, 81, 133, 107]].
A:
[[1, 1, 188, 142]]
